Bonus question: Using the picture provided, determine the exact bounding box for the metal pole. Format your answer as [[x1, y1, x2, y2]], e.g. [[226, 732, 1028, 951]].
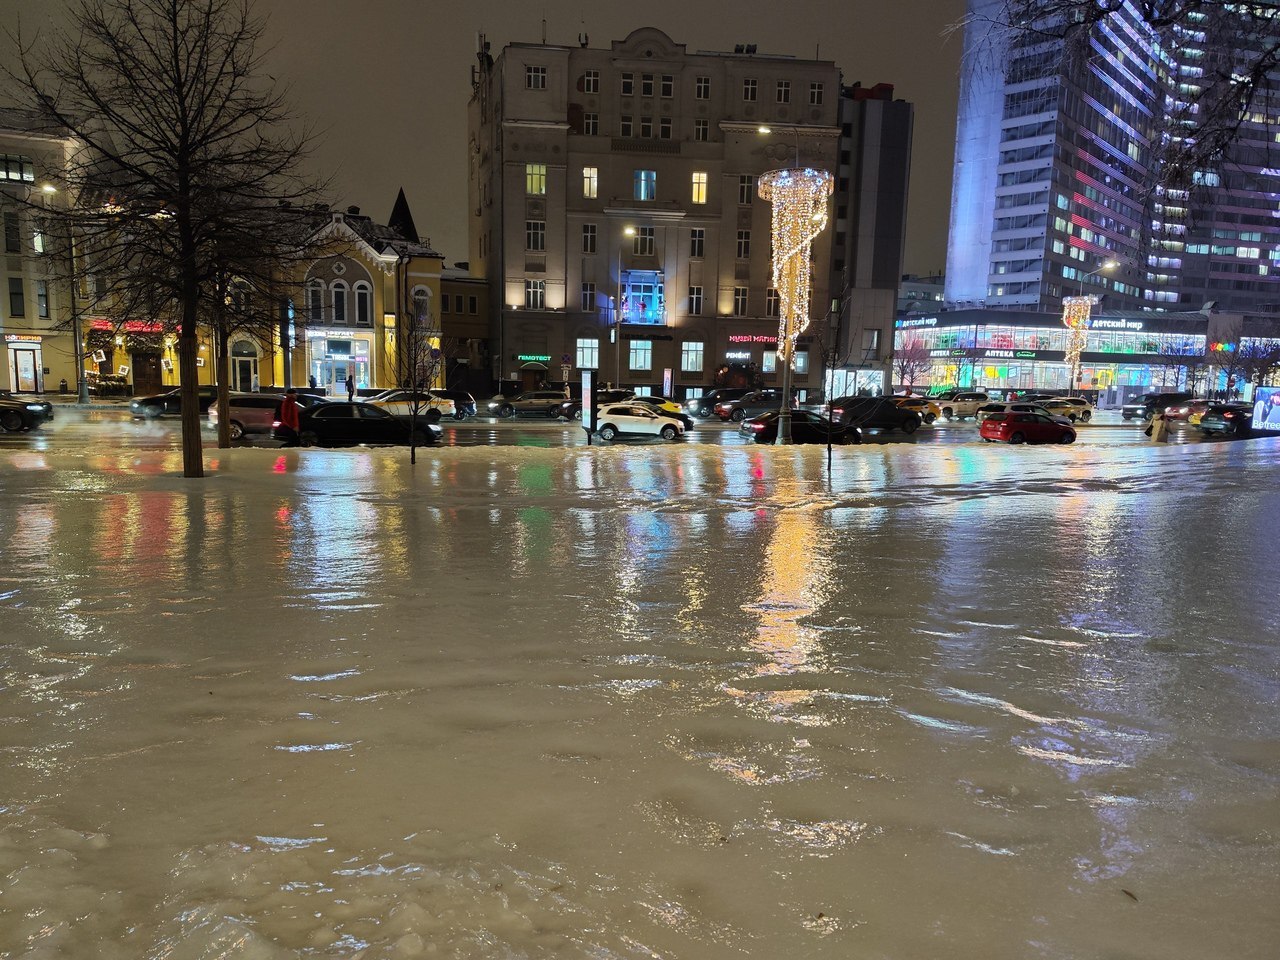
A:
[[775, 339, 794, 445], [615, 243, 622, 389]]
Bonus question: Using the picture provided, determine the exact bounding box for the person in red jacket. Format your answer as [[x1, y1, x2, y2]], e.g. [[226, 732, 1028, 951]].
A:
[[277, 389, 301, 446]]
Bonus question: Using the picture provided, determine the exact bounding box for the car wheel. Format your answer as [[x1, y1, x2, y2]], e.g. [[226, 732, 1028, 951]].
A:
[[730, 409, 746, 422], [499, 404, 514, 418], [1059, 432, 1075, 444], [144, 406, 163, 419], [942, 406, 954, 419], [1067, 414, 1078, 422], [599, 424, 617, 441], [0, 410, 23, 432], [228, 420, 245, 440], [573, 410, 582, 421], [1009, 432, 1026, 444], [549, 406, 562, 418], [660, 424, 677, 440], [300, 431, 319, 447], [1079, 410, 1092, 422], [901, 417, 919, 435], [923, 413, 936, 424]]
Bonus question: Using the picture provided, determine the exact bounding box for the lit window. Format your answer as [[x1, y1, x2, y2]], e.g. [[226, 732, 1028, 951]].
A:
[[681, 341, 704, 372], [762, 351, 776, 372], [525, 65, 546, 89], [582, 166, 598, 199], [32, 226, 44, 254], [795, 351, 810, 374], [525, 163, 547, 195], [581, 282, 596, 312], [0, 155, 34, 182], [688, 285, 703, 316], [629, 339, 653, 370], [809, 82, 823, 105], [695, 76, 710, 99], [776, 80, 790, 104], [691, 171, 708, 204], [634, 169, 656, 201], [733, 287, 748, 315], [582, 223, 597, 254], [576, 338, 599, 368], [743, 78, 757, 101], [524, 279, 546, 309], [694, 119, 709, 141], [583, 70, 599, 94], [525, 220, 546, 251]]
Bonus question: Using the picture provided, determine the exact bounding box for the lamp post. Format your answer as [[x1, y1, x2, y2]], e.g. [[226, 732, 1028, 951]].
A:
[[39, 183, 91, 404], [615, 225, 635, 389], [1077, 258, 1119, 297]]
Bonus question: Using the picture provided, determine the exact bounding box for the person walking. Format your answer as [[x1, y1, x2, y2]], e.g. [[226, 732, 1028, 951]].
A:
[[345, 374, 355, 402], [278, 389, 301, 446]]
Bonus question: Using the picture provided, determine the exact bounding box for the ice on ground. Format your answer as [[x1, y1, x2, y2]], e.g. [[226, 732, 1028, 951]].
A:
[[1, 440, 1279, 959]]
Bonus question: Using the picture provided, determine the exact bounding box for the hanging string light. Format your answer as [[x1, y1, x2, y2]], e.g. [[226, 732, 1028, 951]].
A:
[[758, 168, 833, 367], [1062, 295, 1094, 390]]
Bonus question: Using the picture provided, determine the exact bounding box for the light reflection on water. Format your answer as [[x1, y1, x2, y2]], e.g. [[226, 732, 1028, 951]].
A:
[[0, 441, 1278, 958]]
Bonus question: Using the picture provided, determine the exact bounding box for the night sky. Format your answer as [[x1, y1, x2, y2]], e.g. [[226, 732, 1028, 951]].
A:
[[3, 0, 963, 273]]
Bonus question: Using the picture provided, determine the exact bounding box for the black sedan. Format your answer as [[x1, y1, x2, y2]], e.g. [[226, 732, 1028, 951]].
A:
[[828, 396, 921, 433], [0, 396, 50, 432], [0, 391, 53, 424], [740, 409, 860, 445], [130, 385, 220, 419], [1198, 402, 1254, 437], [275, 402, 441, 447]]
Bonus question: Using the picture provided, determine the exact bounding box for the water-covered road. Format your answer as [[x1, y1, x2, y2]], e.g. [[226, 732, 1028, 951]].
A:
[[1, 438, 1277, 958]]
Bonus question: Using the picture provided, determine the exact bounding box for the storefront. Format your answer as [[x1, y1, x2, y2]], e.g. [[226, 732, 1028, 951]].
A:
[[306, 330, 373, 393], [894, 309, 1208, 393], [4, 334, 44, 392]]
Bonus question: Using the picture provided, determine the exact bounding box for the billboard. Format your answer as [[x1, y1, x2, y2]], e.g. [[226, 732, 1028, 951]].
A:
[[1252, 386, 1280, 430]]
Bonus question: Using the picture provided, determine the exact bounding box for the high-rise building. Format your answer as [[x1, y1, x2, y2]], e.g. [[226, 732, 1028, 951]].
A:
[[467, 27, 911, 398], [946, 0, 1280, 315]]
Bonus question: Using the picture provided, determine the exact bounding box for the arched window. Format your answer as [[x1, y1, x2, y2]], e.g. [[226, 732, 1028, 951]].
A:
[[411, 286, 431, 328], [306, 279, 324, 322], [354, 281, 372, 326], [332, 280, 348, 324]]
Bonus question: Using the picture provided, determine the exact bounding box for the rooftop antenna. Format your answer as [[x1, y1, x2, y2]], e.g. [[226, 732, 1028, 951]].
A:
[[541, 18, 547, 45]]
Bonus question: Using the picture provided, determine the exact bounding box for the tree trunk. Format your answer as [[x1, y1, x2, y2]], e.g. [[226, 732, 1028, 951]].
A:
[[178, 331, 203, 478]]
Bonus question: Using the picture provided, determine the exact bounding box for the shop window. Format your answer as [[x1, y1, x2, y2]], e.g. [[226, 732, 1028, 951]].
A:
[[762, 351, 776, 373], [795, 350, 809, 374], [576, 337, 598, 369], [681, 341, 704, 372]]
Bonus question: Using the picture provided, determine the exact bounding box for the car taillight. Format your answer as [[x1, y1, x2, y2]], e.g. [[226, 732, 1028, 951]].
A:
[[272, 420, 281, 428], [1223, 411, 1237, 418], [749, 422, 765, 431], [832, 408, 845, 415]]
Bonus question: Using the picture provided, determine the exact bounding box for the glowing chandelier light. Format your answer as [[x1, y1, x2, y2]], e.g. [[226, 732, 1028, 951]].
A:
[[758, 168, 834, 365], [1062, 295, 1095, 388]]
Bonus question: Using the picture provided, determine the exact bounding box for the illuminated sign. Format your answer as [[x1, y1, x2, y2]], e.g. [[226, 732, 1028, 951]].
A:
[[896, 316, 938, 328], [728, 335, 777, 344], [1091, 318, 1144, 331], [929, 348, 968, 358], [4, 334, 42, 343], [88, 319, 165, 333], [516, 353, 552, 362], [726, 350, 752, 360]]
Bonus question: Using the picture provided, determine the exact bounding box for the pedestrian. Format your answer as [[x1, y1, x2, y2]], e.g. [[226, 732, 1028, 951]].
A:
[[278, 388, 301, 446], [345, 374, 355, 402], [250, 373, 260, 393], [309, 375, 317, 391], [1145, 410, 1169, 442]]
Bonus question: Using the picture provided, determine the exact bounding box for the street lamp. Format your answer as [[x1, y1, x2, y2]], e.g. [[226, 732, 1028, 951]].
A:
[[37, 183, 90, 404], [1077, 258, 1119, 296], [615, 225, 635, 389]]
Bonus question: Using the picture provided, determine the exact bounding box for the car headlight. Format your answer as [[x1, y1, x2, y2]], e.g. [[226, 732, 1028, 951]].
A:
[[26, 404, 44, 412]]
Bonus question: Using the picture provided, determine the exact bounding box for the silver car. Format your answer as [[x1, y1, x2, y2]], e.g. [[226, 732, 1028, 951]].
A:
[[487, 390, 570, 418]]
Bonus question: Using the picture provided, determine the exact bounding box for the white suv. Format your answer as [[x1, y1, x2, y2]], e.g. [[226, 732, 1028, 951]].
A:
[[936, 391, 991, 420]]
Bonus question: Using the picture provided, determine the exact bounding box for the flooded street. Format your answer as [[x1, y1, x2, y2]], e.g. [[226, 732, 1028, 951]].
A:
[[2, 439, 1278, 958]]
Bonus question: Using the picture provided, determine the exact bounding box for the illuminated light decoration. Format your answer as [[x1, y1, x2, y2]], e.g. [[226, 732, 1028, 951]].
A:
[[1210, 341, 1236, 353], [757, 168, 833, 365], [1061, 295, 1094, 388]]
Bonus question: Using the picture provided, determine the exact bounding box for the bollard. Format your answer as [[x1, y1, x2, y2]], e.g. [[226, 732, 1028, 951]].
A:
[[59, 379, 68, 394]]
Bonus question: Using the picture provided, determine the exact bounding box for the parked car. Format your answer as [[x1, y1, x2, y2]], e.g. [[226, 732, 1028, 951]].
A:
[[0, 396, 49, 432], [828, 396, 921, 433], [630, 395, 696, 429], [739, 409, 860, 445], [208, 394, 285, 439], [1038, 397, 1094, 422], [130, 385, 220, 419], [431, 388, 477, 420], [1122, 391, 1192, 421], [686, 387, 753, 418], [487, 390, 570, 418], [980, 411, 1077, 444], [1164, 398, 1213, 424], [366, 389, 457, 419], [892, 396, 941, 424], [594, 403, 684, 441], [715, 390, 795, 422], [934, 391, 991, 420], [1197, 402, 1254, 437], [977, 402, 1071, 425], [274, 401, 441, 447], [0, 391, 52, 423]]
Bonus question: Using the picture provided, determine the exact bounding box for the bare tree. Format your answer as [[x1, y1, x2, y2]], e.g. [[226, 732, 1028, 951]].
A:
[[12, 0, 323, 477], [1239, 337, 1280, 389], [892, 338, 932, 392], [392, 275, 447, 465], [955, 2, 1280, 182]]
